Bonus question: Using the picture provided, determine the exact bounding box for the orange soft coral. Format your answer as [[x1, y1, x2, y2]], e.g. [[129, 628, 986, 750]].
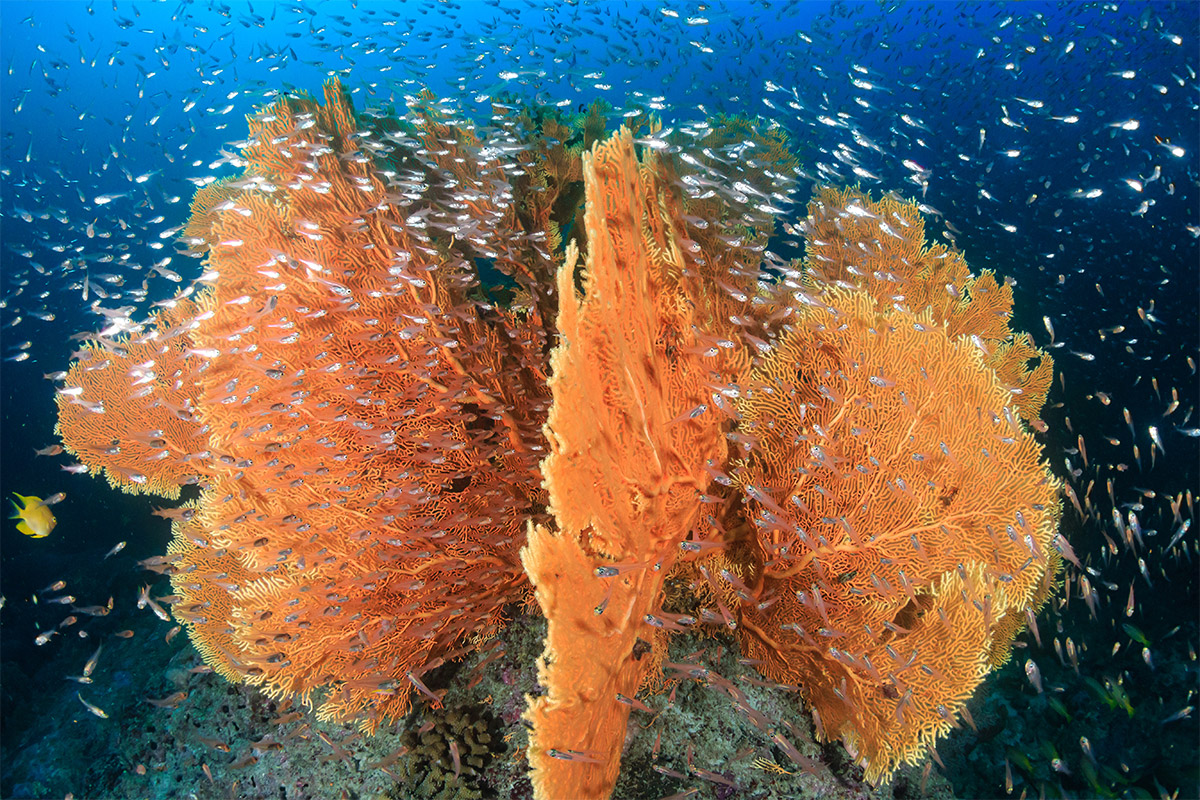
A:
[[522, 130, 736, 800], [801, 186, 1053, 418], [54, 301, 204, 498], [521, 122, 806, 800], [173, 82, 553, 731], [716, 188, 1063, 782], [57, 80, 1065, 796], [729, 285, 1061, 781], [60, 79, 552, 732]]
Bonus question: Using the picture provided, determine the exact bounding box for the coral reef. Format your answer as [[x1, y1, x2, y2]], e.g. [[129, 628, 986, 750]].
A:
[[54, 79, 1063, 798]]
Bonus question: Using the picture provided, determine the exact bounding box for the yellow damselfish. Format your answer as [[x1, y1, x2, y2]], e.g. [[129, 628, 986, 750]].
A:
[[10, 493, 57, 538]]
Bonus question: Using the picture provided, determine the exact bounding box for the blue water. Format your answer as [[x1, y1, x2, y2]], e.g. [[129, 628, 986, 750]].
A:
[[2, 2, 1196, 798]]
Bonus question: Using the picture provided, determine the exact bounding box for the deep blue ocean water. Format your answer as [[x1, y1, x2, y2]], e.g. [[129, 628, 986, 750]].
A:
[[1, 2, 1196, 798]]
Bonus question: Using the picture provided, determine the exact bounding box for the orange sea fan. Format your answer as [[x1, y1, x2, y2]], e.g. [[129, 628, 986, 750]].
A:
[[522, 129, 740, 800], [183, 178, 241, 248], [165, 81, 553, 730], [54, 302, 204, 498], [984, 331, 1055, 421], [238, 81, 360, 189], [504, 107, 591, 313], [165, 501, 255, 681], [802, 185, 1053, 418], [728, 281, 1062, 782], [58, 79, 555, 732], [522, 119, 808, 799], [802, 185, 972, 316]]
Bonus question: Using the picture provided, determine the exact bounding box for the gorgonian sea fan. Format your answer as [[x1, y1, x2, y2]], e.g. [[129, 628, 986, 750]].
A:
[[56, 79, 1064, 796], [59, 80, 554, 731]]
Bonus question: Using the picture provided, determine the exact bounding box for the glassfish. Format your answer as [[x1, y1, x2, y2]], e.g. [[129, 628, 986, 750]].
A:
[[77, 692, 108, 719]]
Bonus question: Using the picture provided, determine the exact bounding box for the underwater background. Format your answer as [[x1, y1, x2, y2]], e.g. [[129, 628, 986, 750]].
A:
[[0, 1, 1197, 799]]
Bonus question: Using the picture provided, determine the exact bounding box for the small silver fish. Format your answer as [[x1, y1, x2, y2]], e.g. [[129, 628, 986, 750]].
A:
[[77, 692, 108, 719], [83, 643, 102, 677], [1148, 425, 1165, 455], [1024, 658, 1043, 693]]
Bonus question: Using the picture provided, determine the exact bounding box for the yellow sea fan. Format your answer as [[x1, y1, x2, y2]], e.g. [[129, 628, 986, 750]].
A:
[[729, 284, 1062, 782]]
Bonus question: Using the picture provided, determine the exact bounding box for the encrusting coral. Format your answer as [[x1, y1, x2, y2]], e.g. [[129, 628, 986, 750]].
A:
[[386, 701, 502, 800], [54, 79, 1064, 799]]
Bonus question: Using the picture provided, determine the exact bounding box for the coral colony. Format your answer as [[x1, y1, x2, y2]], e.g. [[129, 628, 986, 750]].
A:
[[55, 80, 1063, 798]]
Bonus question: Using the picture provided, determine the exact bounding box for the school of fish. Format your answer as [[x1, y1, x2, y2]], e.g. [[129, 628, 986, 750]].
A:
[[0, 2, 1195, 800]]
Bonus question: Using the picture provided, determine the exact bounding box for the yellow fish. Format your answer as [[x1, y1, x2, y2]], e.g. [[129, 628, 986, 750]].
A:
[[10, 493, 57, 538]]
